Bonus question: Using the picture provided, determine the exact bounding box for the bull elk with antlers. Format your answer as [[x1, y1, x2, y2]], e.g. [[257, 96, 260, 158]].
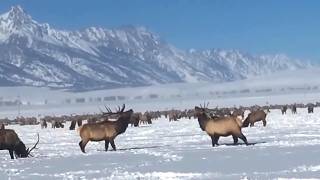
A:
[[194, 104, 248, 147], [78, 104, 133, 153], [0, 129, 39, 159]]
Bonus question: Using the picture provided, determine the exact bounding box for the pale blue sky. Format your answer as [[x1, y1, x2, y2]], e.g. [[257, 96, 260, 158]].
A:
[[0, 0, 319, 61]]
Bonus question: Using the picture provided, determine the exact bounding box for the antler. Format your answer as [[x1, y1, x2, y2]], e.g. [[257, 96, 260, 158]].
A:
[[200, 102, 209, 109], [115, 104, 125, 113], [28, 133, 39, 156], [102, 104, 126, 116], [120, 104, 125, 112], [105, 105, 113, 113]]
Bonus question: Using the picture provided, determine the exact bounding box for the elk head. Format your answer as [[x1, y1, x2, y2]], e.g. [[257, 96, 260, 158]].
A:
[[15, 133, 39, 158], [197, 102, 211, 118]]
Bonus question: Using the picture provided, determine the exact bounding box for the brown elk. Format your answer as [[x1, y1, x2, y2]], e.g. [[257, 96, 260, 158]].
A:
[[78, 104, 133, 153], [77, 118, 83, 126], [70, 115, 84, 130], [186, 109, 194, 119], [242, 110, 267, 127], [291, 104, 297, 114], [307, 104, 314, 113], [168, 110, 181, 121], [52, 120, 64, 128], [40, 119, 47, 129], [281, 105, 288, 115], [194, 106, 248, 147], [130, 113, 140, 127], [0, 129, 39, 159], [69, 120, 77, 130], [139, 112, 152, 125]]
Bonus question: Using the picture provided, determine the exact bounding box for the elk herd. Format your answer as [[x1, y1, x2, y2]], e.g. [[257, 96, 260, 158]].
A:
[[0, 102, 318, 159]]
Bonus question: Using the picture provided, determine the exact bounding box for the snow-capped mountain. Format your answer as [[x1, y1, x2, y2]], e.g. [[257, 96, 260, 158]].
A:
[[0, 6, 313, 91]]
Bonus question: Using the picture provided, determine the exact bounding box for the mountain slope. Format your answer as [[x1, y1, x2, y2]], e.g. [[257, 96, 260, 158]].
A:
[[0, 6, 313, 91]]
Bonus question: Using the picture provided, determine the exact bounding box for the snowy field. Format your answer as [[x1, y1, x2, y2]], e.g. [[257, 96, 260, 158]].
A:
[[1, 108, 320, 179], [0, 72, 320, 180]]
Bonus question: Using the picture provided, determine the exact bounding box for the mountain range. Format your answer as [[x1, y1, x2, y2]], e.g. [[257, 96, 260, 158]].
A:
[[0, 6, 313, 91]]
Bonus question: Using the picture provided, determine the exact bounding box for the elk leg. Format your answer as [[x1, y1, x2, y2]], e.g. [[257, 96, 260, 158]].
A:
[[105, 140, 109, 151], [210, 135, 216, 147], [77, 120, 82, 127], [239, 133, 248, 145], [110, 139, 116, 151], [232, 135, 238, 144], [210, 135, 219, 147], [263, 120, 267, 127], [79, 140, 88, 153], [9, 149, 14, 159], [250, 122, 254, 127], [79, 141, 84, 153], [213, 135, 220, 146]]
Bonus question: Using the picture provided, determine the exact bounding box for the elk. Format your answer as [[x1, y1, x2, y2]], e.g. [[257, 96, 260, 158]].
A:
[[194, 106, 248, 147], [307, 104, 314, 113], [168, 110, 181, 122], [129, 113, 140, 127], [40, 119, 47, 129], [70, 114, 84, 130], [77, 118, 83, 126], [139, 112, 152, 125], [69, 120, 77, 130], [52, 120, 64, 128], [0, 129, 39, 159], [186, 109, 194, 119], [291, 104, 297, 114], [78, 104, 133, 153], [242, 110, 267, 127], [281, 105, 288, 115]]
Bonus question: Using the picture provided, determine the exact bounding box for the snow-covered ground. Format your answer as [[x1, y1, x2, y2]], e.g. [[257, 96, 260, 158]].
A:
[[0, 74, 320, 179], [1, 108, 320, 179]]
